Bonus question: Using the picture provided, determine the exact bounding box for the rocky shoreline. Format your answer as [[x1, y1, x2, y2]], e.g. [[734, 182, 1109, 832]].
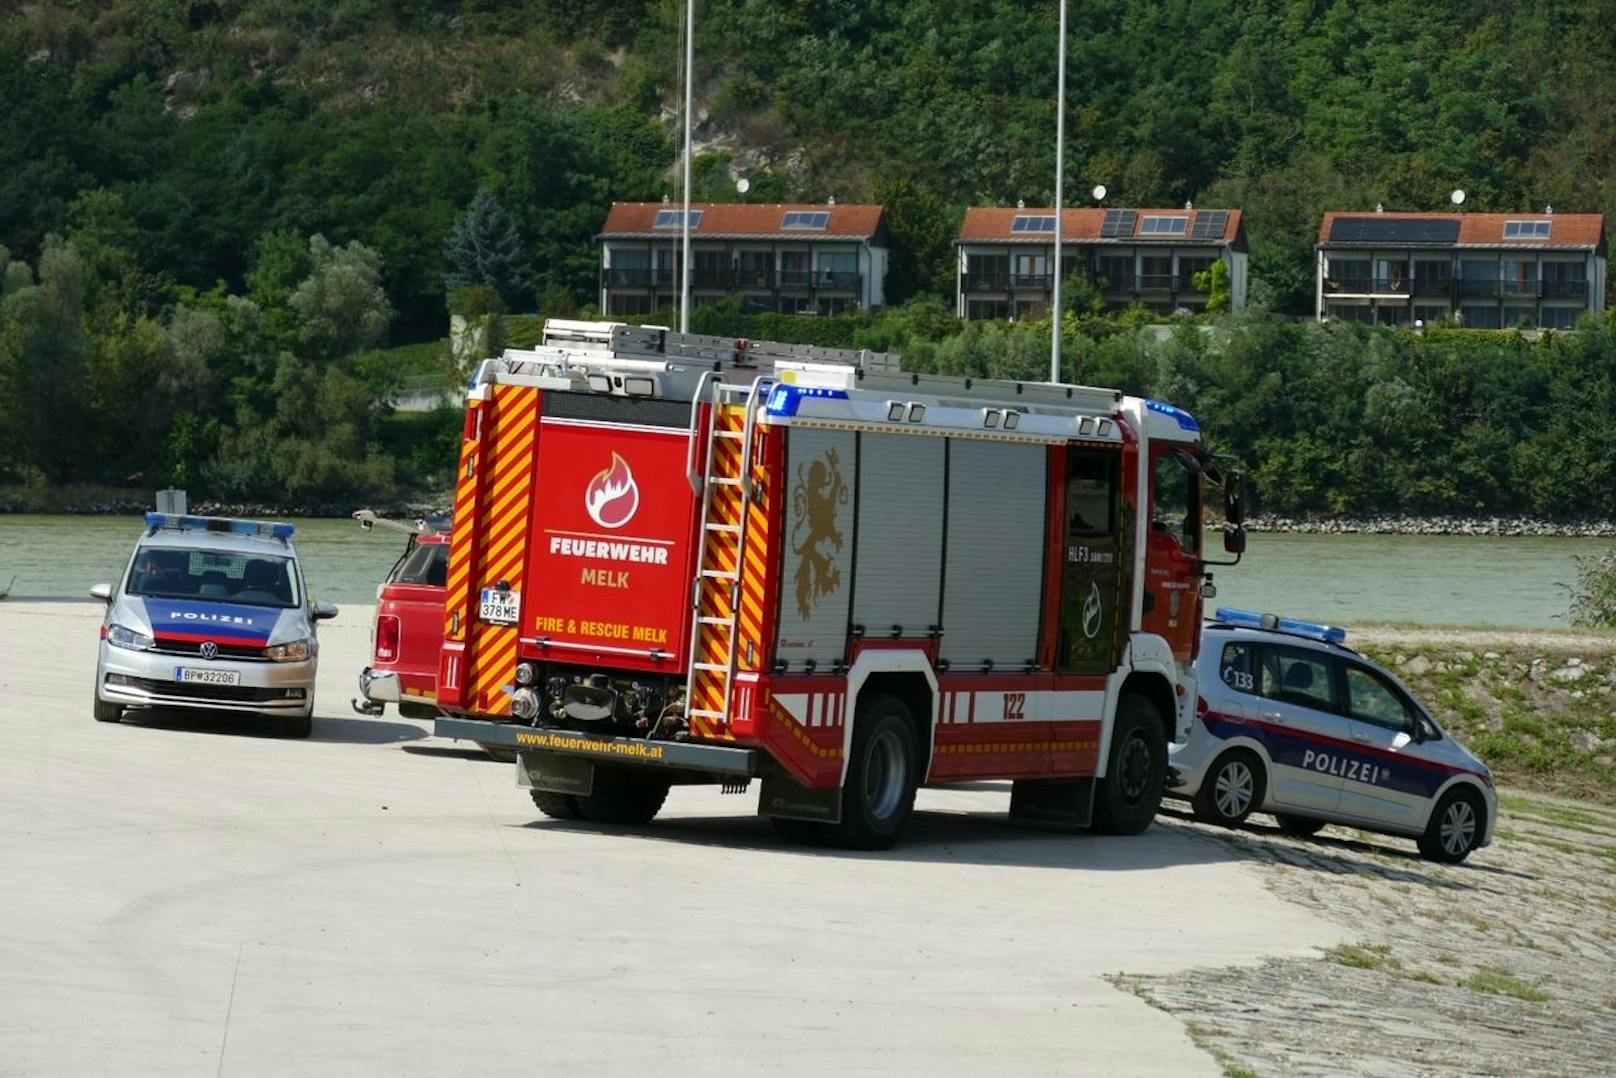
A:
[[0, 496, 453, 520], [1242, 514, 1616, 538]]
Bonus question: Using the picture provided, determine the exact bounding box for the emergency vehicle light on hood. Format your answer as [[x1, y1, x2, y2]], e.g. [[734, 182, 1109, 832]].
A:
[[1214, 607, 1347, 645], [144, 512, 295, 542]]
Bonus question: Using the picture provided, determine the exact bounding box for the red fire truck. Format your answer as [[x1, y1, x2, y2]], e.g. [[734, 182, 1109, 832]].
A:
[[434, 320, 1244, 848]]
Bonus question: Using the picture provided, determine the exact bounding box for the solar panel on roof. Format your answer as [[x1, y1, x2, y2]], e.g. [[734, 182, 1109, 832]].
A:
[[781, 210, 830, 230], [653, 209, 703, 230], [1011, 214, 1057, 233], [1503, 220, 1551, 239], [1190, 210, 1230, 241], [1327, 217, 1460, 245], [1100, 209, 1137, 238], [1141, 215, 1188, 236]]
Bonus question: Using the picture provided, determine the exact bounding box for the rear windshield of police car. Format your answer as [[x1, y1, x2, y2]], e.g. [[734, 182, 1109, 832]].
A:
[[127, 547, 299, 609]]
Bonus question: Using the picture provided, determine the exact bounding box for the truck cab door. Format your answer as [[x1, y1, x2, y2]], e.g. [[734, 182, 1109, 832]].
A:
[[1057, 446, 1127, 673], [1141, 445, 1202, 661]]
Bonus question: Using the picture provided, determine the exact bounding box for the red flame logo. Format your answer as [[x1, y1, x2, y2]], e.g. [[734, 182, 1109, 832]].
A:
[[585, 452, 640, 529]]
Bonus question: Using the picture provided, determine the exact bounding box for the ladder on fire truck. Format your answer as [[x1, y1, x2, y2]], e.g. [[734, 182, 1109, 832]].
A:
[[683, 371, 772, 732]]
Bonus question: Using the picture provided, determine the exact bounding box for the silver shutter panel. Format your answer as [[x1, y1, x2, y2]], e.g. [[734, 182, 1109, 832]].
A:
[[941, 439, 1047, 668], [774, 427, 856, 669], [853, 433, 944, 636]]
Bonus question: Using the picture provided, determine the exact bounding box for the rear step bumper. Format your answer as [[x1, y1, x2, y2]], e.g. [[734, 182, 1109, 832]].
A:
[[434, 717, 758, 777]]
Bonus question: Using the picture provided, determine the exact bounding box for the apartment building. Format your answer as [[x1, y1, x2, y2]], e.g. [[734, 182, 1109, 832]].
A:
[[955, 206, 1247, 319], [1316, 211, 1607, 329], [597, 201, 889, 316]]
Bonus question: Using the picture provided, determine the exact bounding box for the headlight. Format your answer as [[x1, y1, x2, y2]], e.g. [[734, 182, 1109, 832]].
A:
[[266, 639, 312, 663], [106, 623, 154, 651]]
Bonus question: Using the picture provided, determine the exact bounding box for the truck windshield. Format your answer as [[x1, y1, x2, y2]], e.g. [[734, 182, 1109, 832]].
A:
[[126, 547, 299, 608], [391, 542, 449, 587]]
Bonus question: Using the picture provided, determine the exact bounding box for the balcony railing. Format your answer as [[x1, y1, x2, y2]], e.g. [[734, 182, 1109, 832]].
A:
[[1412, 276, 1453, 297], [1137, 273, 1176, 292], [1458, 278, 1502, 299], [1008, 272, 1053, 290], [1499, 279, 1541, 299], [603, 267, 675, 288], [1324, 275, 1413, 295], [1543, 279, 1589, 300], [963, 271, 1010, 293]]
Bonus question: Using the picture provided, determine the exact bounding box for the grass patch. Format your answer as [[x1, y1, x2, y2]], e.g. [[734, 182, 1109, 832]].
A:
[[1184, 1023, 1259, 1078], [1434, 953, 1461, 966], [1452, 910, 1492, 932], [1324, 941, 1402, 971], [1462, 967, 1550, 1002]]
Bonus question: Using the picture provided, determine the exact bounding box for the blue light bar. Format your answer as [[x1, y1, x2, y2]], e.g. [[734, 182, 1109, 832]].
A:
[[1213, 606, 1347, 645], [765, 384, 849, 417], [1145, 398, 1201, 433], [145, 512, 296, 542]]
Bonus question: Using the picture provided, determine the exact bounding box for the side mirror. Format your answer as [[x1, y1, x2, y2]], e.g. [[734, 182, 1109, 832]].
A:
[[1222, 526, 1246, 556], [90, 582, 113, 602], [1222, 469, 1246, 526], [312, 601, 340, 621]]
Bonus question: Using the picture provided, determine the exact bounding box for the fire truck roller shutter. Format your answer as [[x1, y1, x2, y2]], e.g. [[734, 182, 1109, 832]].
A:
[[853, 433, 944, 637], [776, 427, 856, 671], [941, 439, 1046, 669]]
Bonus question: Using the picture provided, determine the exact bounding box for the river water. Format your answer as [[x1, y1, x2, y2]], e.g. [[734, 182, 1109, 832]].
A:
[[0, 515, 1605, 629]]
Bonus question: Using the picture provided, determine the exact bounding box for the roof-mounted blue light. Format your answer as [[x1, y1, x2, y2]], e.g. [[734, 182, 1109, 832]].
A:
[[144, 512, 296, 542], [1213, 606, 1347, 645], [765, 383, 849, 417], [1145, 398, 1201, 433]]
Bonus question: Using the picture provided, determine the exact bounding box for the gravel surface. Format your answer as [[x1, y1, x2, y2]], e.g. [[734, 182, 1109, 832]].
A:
[[1117, 797, 1616, 1076]]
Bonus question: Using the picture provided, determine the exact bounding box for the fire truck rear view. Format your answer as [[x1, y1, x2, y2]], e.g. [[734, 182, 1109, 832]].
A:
[[434, 319, 1245, 848]]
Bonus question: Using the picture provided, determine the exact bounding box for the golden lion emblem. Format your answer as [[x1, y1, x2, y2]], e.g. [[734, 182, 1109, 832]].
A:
[[790, 447, 848, 619]]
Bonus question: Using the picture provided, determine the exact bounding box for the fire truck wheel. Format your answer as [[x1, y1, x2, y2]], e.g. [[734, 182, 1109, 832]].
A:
[[825, 695, 918, 851], [530, 790, 584, 820], [572, 768, 672, 826], [1092, 693, 1167, 835], [1191, 749, 1266, 828], [93, 685, 123, 724]]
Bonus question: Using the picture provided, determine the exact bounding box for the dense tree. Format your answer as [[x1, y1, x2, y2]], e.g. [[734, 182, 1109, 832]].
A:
[[443, 189, 530, 308]]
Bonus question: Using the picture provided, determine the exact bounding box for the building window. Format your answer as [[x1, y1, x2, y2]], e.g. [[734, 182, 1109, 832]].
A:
[[1326, 258, 1371, 292], [1010, 215, 1057, 233], [1326, 303, 1372, 323], [779, 250, 811, 287], [1502, 220, 1552, 239], [737, 250, 772, 288], [1097, 255, 1133, 290], [1178, 256, 1215, 287], [1375, 305, 1409, 326], [1140, 216, 1188, 235], [967, 254, 1008, 292], [608, 293, 654, 316], [1503, 306, 1536, 329], [652, 209, 703, 230], [1412, 305, 1448, 325], [1541, 306, 1581, 330], [966, 299, 1011, 319], [1140, 255, 1172, 288], [1459, 305, 1501, 329], [817, 250, 857, 288]]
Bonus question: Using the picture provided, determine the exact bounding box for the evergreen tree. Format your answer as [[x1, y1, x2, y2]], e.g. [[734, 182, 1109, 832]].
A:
[[443, 189, 530, 309]]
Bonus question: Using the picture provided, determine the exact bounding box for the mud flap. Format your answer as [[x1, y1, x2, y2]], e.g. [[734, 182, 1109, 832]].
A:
[[758, 771, 842, 824], [518, 751, 595, 796], [1009, 778, 1095, 830]]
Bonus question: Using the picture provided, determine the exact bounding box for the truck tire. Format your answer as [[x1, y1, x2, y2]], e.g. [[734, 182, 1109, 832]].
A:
[[1092, 693, 1167, 835], [822, 693, 919, 851], [1274, 814, 1326, 839], [572, 768, 671, 826], [1191, 749, 1265, 828], [1417, 787, 1485, 864], [531, 790, 584, 820], [93, 684, 123, 724]]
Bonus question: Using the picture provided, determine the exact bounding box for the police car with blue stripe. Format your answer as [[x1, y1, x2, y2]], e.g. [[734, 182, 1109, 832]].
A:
[[1169, 608, 1496, 863], [90, 513, 339, 738]]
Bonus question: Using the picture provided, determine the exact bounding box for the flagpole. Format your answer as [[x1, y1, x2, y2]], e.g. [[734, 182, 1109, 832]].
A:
[[679, 0, 695, 334], [1050, 0, 1067, 384]]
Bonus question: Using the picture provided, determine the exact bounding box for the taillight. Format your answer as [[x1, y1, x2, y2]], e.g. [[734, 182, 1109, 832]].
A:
[[375, 615, 401, 662]]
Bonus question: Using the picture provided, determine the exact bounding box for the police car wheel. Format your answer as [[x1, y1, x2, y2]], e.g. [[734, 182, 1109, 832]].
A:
[[1092, 693, 1167, 836], [1418, 788, 1484, 864], [1192, 750, 1265, 827], [93, 683, 123, 724], [1274, 814, 1326, 839], [825, 694, 918, 851]]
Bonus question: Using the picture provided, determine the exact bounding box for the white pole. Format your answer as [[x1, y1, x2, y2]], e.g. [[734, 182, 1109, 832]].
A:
[[1050, 0, 1067, 384], [680, 0, 695, 334]]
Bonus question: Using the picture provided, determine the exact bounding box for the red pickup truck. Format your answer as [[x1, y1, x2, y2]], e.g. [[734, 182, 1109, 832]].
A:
[[352, 512, 448, 721]]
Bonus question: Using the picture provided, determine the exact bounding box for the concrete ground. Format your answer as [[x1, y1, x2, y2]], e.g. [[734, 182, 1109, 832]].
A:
[[0, 601, 1341, 1076]]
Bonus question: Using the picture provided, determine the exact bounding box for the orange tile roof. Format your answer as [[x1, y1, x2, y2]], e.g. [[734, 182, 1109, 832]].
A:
[[957, 206, 1243, 244], [600, 201, 886, 240], [1318, 211, 1604, 249]]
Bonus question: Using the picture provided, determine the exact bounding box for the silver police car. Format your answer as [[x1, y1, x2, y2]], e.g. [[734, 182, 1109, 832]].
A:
[[91, 513, 339, 738], [1169, 608, 1496, 863]]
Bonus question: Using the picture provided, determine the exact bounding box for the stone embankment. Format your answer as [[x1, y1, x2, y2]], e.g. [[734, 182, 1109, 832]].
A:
[[1242, 514, 1616, 538], [0, 496, 451, 519]]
